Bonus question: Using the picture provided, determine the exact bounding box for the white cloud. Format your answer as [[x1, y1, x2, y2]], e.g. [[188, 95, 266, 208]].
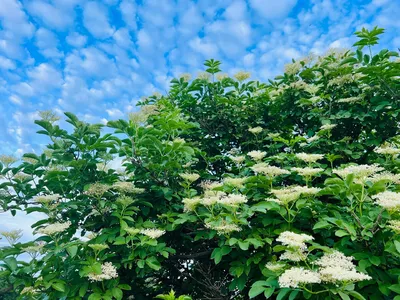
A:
[[83, 2, 115, 39], [119, 0, 137, 30], [35, 28, 63, 60], [28, 0, 74, 29], [0, 0, 34, 38], [249, 0, 297, 20], [66, 32, 88, 48], [0, 55, 16, 70], [26, 63, 64, 92], [106, 108, 124, 118], [9, 94, 22, 105]]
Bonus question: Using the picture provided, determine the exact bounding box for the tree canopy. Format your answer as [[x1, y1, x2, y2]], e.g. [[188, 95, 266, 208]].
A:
[[1, 27, 400, 300]]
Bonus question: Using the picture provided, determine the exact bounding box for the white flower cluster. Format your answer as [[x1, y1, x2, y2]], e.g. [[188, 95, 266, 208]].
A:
[[140, 228, 166, 239], [179, 73, 191, 82], [223, 177, 248, 188], [37, 221, 71, 235], [21, 286, 39, 295], [368, 171, 400, 184], [179, 172, 200, 183], [306, 135, 320, 143], [265, 262, 285, 271], [277, 231, 314, 249], [247, 150, 267, 161], [269, 186, 321, 205], [182, 197, 201, 212], [319, 124, 336, 131], [374, 145, 400, 156], [295, 153, 324, 163], [248, 126, 263, 134], [333, 164, 384, 181], [284, 61, 302, 75], [251, 163, 290, 177], [279, 267, 321, 288], [388, 220, 400, 233], [291, 167, 324, 177], [277, 231, 314, 262], [205, 221, 241, 235], [234, 71, 251, 81], [33, 194, 61, 204], [315, 251, 372, 283], [218, 194, 248, 207], [337, 96, 362, 103], [372, 191, 400, 211], [230, 155, 246, 164], [200, 181, 224, 190], [85, 183, 110, 198], [87, 262, 118, 282], [112, 181, 136, 193]]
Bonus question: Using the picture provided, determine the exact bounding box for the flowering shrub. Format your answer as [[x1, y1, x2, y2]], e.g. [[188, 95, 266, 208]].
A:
[[1, 27, 400, 299]]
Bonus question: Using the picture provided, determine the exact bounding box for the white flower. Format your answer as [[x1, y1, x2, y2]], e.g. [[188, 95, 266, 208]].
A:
[[234, 71, 251, 81], [33, 194, 61, 204], [295, 153, 324, 163], [179, 73, 191, 82], [216, 73, 228, 81], [247, 150, 267, 161], [230, 155, 246, 164], [276, 231, 314, 249], [205, 221, 241, 235], [291, 167, 324, 177], [201, 191, 226, 206], [387, 220, 400, 233], [270, 188, 301, 204], [338, 96, 362, 103], [218, 194, 248, 207], [368, 172, 400, 184], [223, 177, 248, 188], [316, 251, 371, 283], [294, 186, 322, 195], [278, 267, 321, 288], [37, 221, 71, 235], [140, 228, 166, 239], [21, 287, 39, 295], [197, 72, 211, 80], [265, 262, 285, 271], [284, 61, 302, 75], [279, 249, 307, 262], [372, 191, 400, 211], [306, 135, 320, 143], [251, 163, 290, 177], [182, 197, 201, 212], [333, 164, 384, 181], [179, 173, 200, 182], [248, 127, 263, 134], [87, 262, 118, 282], [319, 124, 337, 131], [374, 145, 400, 156], [200, 181, 224, 190]]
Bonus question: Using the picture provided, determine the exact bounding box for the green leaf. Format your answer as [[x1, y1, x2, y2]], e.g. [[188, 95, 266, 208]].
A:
[[3, 257, 17, 271], [338, 291, 350, 300], [249, 285, 266, 298], [238, 240, 250, 251], [394, 241, 400, 253], [67, 245, 78, 258], [348, 291, 366, 300], [289, 290, 300, 300], [52, 282, 66, 292], [88, 293, 103, 300], [277, 288, 291, 300], [111, 288, 123, 300], [335, 230, 349, 237], [313, 220, 330, 230], [79, 283, 88, 297], [389, 284, 400, 294], [146, 256, 161, 271]]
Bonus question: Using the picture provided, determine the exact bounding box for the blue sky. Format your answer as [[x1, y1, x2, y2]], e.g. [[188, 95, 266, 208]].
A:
[[0, 0, 399, 157]]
